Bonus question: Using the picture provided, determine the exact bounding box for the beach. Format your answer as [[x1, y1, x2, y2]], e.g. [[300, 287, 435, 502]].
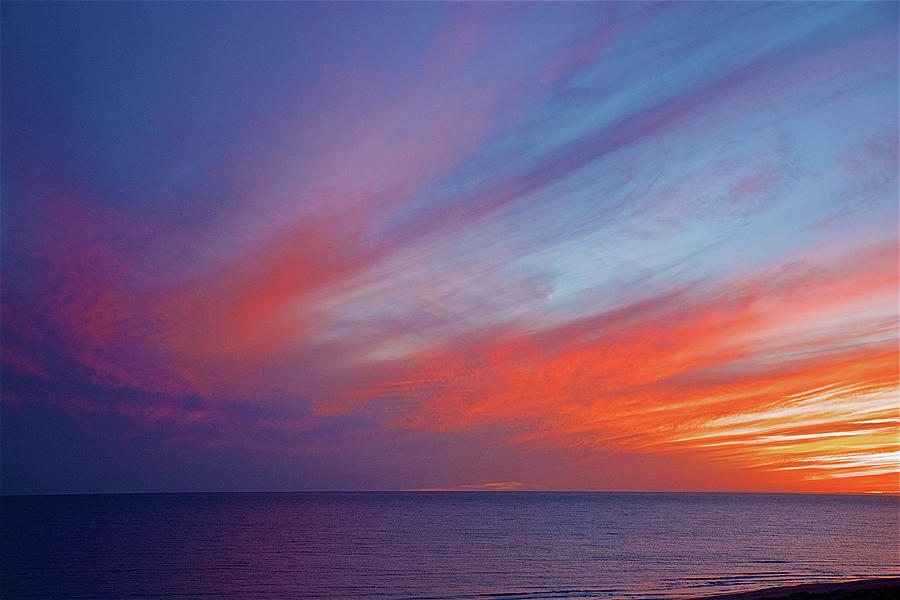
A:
[[695, 578, 900, 600]]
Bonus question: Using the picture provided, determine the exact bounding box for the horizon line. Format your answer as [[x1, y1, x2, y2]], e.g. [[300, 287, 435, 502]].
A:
[[3, 489, 898, 498]]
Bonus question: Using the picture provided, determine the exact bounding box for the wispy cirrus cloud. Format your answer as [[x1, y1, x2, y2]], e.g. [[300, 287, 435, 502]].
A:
[[416, 482, 525, 492], [1, 1, 896, 493]]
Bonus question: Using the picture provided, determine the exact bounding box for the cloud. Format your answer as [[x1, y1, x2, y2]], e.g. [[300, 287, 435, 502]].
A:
[[416, 481, 525, 492], [2, 1, 896, 493], [322, 242, 898, 491]]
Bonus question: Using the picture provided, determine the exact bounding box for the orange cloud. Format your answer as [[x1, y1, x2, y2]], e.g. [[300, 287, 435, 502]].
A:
[[416, 481, 525, 491], [329, 242, 898, 492]]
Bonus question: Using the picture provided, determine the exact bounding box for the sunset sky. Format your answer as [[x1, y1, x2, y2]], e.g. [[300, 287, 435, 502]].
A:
[[2, 1, 897, 495]]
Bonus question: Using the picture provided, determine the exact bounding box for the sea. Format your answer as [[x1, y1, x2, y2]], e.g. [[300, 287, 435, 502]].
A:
[[1, 492, 897, 600]]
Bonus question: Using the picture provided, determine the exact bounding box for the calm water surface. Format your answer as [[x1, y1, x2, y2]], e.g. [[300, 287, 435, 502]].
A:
[[2, 492, 898, 600]]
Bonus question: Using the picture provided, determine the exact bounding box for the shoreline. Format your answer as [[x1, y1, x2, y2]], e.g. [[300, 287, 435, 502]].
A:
[[691, 578, 900, 600]]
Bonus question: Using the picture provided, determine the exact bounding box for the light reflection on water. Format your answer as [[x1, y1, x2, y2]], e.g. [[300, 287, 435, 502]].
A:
[[2, 492, 897, 600]]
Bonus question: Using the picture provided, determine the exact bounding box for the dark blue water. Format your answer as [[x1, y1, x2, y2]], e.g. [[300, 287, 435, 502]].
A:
[[2, 492, 897, 600]]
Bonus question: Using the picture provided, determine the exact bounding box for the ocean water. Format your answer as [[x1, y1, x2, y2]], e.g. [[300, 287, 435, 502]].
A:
[[1, 492, 897, 600]]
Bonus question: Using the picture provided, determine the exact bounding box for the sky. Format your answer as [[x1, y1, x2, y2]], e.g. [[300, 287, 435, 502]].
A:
[[1, 1, 897, 495]]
